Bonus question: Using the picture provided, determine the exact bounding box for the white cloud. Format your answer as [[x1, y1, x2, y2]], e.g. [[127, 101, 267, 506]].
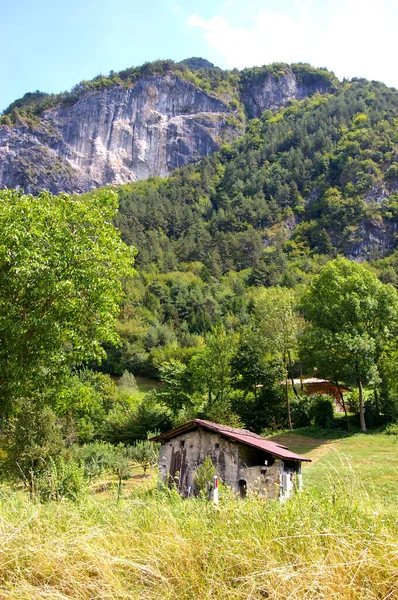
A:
[[188, 0, 398, 88]]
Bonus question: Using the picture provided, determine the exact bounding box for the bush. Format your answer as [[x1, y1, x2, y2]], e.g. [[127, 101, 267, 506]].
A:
[[0, 402, 64, 486], [385, 423, 398, 435], [193, 457, 217, 497], [310, 396, 335, 428], [70, 441, 116, 480], [290, 397, 312, 428], [117, 370, 137, 394], [35, 457, 88, 502], [130, 439, 159, 476]]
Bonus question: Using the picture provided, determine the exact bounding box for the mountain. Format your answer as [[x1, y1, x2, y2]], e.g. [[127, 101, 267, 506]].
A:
[[0, 60, 336, 194], [111, 78, 398, 272]]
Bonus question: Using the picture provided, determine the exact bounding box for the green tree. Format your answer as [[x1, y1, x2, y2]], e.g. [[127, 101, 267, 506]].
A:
[[130, 438, 159, 476], [0, 403, 64, 489], [252, 287, 304, 430], [0, 189, 136, 410], [300, 258, 398, 432], [191, 326, 239, 424]]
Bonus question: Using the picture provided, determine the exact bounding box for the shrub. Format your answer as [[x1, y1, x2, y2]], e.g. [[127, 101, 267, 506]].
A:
[[193, 457, 217, 497], [385, 423, 398, 435], [0, 402, 64, 487], [35, 457, 88, 502], [310, 396, 335, 428], [290, 397, 312, 428], [117, 370, 137, 394], [70, 441, 116, 480], [130, 439, 159, 476]]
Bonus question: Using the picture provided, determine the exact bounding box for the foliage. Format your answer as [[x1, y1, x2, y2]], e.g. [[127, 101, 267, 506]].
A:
[[0, 403, 64, 486], [117, 370, 137, 393], [103, 392, 171, 444], [54, 370, 120, 443], [130, 438, 159, 476], [0, 189, 136, 409], [310, 396, 335, 429], [35, 456, 88, 502], [193, 456, 217, 496], [70, 441, 117, 480], [385, 422, 398, 435], [300, 258, 398, 431]]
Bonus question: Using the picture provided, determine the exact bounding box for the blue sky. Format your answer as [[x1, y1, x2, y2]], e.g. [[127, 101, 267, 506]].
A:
[[2, 0, 398, 113]]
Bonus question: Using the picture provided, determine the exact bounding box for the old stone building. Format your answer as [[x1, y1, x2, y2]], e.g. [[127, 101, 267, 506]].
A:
[[152, 419, 311, 499]]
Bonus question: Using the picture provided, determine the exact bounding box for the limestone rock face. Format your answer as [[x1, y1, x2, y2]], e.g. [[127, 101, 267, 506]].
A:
[[0, 69, 333, 194], [0, 74, 233, 194], [240, 69, 333, 119]]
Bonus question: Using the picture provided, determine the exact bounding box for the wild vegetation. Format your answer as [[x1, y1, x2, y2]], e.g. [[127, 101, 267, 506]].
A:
[[0, 432, 396, 599]]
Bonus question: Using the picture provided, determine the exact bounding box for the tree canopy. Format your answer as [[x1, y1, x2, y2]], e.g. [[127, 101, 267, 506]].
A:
[[300, 258, 398, 431], [0, 189, 136, 409]]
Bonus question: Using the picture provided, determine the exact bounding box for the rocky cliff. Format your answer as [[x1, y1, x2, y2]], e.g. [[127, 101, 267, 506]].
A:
[[240, 68, 335, 119], [0, 65, 336, 194]]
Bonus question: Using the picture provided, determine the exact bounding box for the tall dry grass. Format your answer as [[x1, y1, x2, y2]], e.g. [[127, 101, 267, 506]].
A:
[[0, 473, 396, 599]]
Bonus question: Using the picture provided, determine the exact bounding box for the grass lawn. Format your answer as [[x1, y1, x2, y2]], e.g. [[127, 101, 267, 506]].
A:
[[271, 429, 398, 500]]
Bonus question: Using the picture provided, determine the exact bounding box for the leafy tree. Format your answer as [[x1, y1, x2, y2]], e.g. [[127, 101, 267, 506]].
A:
[[300, 258, 398, 431], [155, 360, 193, 418], [109, 445, 132, 502], [130, 438, 159, 476], [0, 403, 64, 489], [54, 370, 120, 443], [252, 287, 304, 429], [191, 326, 239, 424], [231, 329, 285, 431], [0, 189, 136, 410], [117, 370, 138, 394]]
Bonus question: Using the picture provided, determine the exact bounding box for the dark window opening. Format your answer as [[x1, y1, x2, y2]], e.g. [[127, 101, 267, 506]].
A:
[[215, 443, 219, 449], [180, 440, 185, 448], [238, 479, 247, 499]]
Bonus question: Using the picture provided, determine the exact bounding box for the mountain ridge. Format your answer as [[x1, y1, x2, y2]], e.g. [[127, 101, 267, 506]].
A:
[[0, 60, 337, 194]]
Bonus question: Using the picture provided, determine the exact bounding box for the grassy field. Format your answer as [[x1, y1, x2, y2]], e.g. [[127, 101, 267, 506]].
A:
[[0, 431, 397, 599], [271, 429, 398, 500]]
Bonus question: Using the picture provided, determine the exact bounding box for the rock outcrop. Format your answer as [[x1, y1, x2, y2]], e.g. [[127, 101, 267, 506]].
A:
[[240, 69, 334, 119], [0, 67, 335, 194]]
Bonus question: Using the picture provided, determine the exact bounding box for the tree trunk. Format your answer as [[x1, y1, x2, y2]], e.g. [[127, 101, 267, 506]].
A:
[[358, 377, 367, 432], [288, 351, 300, 400], [336, 382, 350, 432], [285, 376, 293, 430], [117, 476, 122, 503], [374, 388, 380, 426]]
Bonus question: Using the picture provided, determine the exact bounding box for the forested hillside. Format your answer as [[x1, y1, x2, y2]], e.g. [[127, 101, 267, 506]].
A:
[[115, 78, 398, 275]]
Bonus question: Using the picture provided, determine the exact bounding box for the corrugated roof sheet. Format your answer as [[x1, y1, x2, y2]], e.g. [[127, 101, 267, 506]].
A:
[[151, 419, 311, 462]]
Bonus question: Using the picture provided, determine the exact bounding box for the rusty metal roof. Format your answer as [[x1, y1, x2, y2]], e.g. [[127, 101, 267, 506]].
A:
[[151, 419, 311, 462]]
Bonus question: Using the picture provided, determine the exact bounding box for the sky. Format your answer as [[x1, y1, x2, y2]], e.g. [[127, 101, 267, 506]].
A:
[[1, 0, 398, 113]]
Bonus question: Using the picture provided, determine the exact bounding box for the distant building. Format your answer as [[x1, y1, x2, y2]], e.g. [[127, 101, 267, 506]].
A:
[[151, 419, 311, 500], [287, 378, 351, 412]]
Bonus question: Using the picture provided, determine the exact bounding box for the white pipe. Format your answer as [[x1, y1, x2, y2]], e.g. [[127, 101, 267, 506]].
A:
[[213, 475, 219, 505]]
